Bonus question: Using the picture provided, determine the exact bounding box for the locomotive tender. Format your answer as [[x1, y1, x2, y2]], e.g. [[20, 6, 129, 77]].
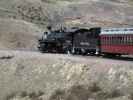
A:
[[69, 27, 100, 55], [38, 27, 133, 56]]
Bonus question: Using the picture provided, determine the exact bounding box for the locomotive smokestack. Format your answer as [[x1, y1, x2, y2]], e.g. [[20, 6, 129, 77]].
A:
[[47, 26, 52, 31]]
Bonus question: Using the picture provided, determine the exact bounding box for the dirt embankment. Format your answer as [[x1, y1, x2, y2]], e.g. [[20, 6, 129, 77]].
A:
[[0, 51, 132, 100]]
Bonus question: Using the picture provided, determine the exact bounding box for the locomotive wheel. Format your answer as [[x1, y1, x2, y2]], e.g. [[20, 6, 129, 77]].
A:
[[81, 50, 88, 55], [90, 52, 95, 55], [82, 52, 88, 55], [70, 48, 80, 55], [117, 54, 121, 57], [103, 53, 117, 57], [66, 50, 71, 54], [64, 47, 71, 55]]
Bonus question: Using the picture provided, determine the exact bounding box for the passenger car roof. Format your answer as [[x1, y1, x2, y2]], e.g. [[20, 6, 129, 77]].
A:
[[101, 28, 133, 35]]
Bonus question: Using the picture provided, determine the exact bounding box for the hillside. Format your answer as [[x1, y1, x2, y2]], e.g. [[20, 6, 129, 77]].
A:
[[1, 0, 133, 28], [0, 18, 42, 50], [0, 51, 132, 100], [0, 0, 133, 50]]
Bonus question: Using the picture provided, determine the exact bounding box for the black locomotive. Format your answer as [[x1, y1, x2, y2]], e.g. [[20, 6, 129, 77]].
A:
[[38, 26, 101, 55], [38, 27, 73, 53]]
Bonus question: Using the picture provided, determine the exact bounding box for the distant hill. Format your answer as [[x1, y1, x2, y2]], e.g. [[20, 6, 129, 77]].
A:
[[0, 0, 133, 28]]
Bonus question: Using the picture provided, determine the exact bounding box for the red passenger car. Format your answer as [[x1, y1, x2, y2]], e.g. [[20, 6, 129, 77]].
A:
[[100, 28, 133, 55]]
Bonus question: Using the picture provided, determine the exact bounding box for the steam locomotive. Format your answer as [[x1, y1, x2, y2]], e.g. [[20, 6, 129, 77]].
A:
[[38, 27, 133, 56]]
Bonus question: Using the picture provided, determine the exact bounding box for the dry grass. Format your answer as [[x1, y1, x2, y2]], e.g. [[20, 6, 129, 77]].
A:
[[0, 51, 131, 100], [6, 91, 45, 100], [49, 83, 125, 100]]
